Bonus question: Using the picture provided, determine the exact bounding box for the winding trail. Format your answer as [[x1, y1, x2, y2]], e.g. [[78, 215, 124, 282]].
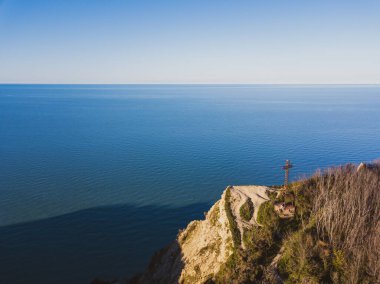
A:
[[229, 186, 271, 248]]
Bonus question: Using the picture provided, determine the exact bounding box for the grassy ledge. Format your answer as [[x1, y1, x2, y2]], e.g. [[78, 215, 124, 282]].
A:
[[224, 187, 241, 247]]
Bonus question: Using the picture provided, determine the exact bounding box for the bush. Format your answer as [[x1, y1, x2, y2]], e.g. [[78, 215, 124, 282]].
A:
[[256, 201, 279, 228], [278, 227, 331, 283], [266, 190, 278, 201], [239, 199, 254, 221], [214, 250, 264, 283], [225, 187, 241, 247]]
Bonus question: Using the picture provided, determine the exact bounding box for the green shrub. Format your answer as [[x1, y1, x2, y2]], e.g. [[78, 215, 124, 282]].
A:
[[256, 201, 279, 228], [224, 187, 241, 247], [332, 250, 345, 272], [214, 250, 264, 283], [278, 228, 332, 283], [266, 190, 278, 200], [239, 199, 254, 221], [331, 249, 347, 283], [243, 227, 277, 258]]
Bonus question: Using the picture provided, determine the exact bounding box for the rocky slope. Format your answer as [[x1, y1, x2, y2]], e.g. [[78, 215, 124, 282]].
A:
[[136, 186, 271, 284]]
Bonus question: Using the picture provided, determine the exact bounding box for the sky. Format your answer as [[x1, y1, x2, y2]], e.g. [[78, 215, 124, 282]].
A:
[[0, 0, 379, 84]]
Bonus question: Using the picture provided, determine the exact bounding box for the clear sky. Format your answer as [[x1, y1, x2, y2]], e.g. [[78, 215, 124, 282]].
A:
[[0, 0, 379, 84]]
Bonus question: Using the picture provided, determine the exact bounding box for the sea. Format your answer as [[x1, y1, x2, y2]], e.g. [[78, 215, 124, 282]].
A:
[[0, 84, 379, 283]]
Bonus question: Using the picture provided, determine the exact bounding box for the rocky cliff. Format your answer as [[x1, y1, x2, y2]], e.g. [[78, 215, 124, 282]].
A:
[[136, 186, 271, 284]]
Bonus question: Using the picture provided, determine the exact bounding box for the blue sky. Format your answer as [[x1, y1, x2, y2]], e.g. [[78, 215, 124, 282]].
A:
[[0, 0, 379, 84]]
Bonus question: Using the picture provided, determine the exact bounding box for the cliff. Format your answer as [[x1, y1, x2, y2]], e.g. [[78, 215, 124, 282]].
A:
[[137, 186, 271, 284], [132, 161, 380, 284]]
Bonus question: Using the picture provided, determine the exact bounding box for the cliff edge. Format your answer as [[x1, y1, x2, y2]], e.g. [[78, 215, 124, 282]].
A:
[[136, 186, 271, 284]]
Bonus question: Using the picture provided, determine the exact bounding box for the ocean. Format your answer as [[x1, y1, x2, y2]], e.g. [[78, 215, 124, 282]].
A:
[[0, 84, 379, 283]]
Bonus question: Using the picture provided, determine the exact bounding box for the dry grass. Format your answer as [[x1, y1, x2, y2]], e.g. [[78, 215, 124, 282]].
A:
[[312, 162, 380, 283]]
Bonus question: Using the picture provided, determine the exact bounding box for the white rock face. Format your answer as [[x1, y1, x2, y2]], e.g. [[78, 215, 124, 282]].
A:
[[138, 185, 271, 284], [177, 193, 233, 283]]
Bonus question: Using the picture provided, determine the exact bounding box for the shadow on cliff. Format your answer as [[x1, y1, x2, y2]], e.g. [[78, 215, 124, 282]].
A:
[[0, 202, 211, 284], [127, 239, 185, 284]]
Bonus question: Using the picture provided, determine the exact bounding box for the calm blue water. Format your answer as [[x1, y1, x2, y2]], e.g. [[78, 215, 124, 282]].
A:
[[1, 84, 379, 283]]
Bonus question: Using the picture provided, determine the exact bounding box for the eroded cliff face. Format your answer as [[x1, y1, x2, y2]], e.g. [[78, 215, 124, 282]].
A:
[[137, 186, 270, 284]]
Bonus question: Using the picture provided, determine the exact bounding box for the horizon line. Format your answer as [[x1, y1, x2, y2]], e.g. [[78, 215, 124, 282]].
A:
[[1, 82, 380, 86]]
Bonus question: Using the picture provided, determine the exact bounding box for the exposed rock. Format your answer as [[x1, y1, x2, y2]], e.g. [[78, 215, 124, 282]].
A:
[[357, 162, 367, 171], [136, 185, 271, 284]]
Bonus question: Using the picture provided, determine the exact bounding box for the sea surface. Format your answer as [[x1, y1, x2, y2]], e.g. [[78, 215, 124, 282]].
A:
[[1, 84, 379, 283]]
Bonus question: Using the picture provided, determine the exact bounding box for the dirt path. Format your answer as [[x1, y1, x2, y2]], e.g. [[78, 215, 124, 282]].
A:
[[229, 186, 271, 248]]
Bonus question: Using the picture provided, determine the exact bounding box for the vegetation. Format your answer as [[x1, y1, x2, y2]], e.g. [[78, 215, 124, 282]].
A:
[[132, 161, 380, 284], [215, 197, 284, 282], [278, 162, 380, 284], [277, 226, 334, 283], [312, 163, 380, 283], [266, 190, 278, 201], [209, 203, 220, 226], [256, 200, 279, 227], [215, 161, 380, 283], [225, 187, 241, 247], [239, 199, 254, 221], [214, 249, 264, 283]]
